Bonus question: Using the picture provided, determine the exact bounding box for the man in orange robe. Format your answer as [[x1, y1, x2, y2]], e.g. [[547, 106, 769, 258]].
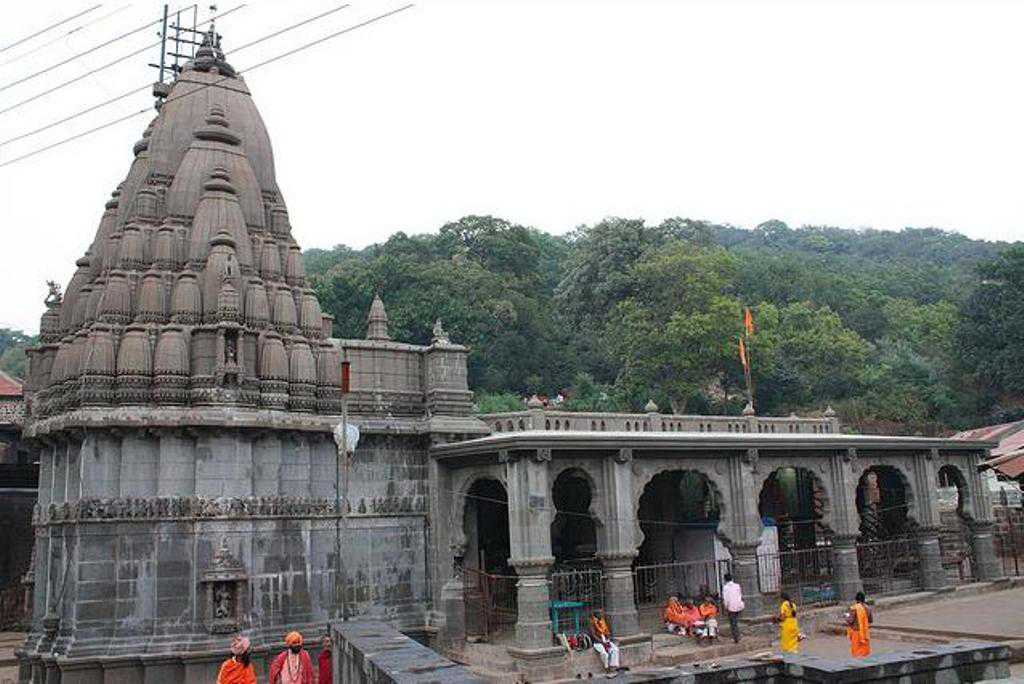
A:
[[847, 591, 872, 658], [663, 594, 690, 635], [217, 635, 257, 684]]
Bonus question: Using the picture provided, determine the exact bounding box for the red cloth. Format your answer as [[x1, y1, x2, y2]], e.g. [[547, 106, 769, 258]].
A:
[[217, 658, 257, 684], [318, 648, 332, 684], [269, 649, 314, 684], [664, 600, 691, 627]]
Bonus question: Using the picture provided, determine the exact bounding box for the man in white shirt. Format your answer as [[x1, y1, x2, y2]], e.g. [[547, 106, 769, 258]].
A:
[[721, 573, 745, 643]]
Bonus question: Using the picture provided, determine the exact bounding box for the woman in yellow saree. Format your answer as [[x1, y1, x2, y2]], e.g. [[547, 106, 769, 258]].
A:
[[777, 592, 801, 653]]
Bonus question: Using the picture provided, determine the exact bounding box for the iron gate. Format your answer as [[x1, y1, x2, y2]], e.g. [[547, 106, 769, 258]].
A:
[[757, 546, 837, 605], [856, 538, 922, 595], [633, 559, 731, 607]]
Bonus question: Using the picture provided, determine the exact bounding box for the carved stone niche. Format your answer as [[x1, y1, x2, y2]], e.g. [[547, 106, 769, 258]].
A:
[[200, 537, 248, 634]]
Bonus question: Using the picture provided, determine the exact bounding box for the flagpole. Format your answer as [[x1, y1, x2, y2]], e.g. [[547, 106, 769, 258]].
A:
[[741, 308, 755, 413]]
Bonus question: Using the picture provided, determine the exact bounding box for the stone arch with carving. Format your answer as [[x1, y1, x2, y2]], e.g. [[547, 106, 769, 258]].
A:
[[937, 463, 975, 521], [856, 461, 919, 540], [755, 463, 836, 543], [448, 467, 508, 562], [631, 462, 730, 555], [549, 462, 607, 558]]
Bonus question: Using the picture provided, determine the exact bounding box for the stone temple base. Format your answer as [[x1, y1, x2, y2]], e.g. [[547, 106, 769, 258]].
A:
[[19, 640, 328, 684]]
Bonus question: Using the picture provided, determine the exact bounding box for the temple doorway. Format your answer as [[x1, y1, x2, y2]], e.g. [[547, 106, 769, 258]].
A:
[[756, 467, 834, 603], [856, 466, 921, 594], [463, 478, 511, 574], [634, 470, 725, 607], [758, 466, 830, 551], [938, 465, 975, 583], [856, 466, 911, 541], [550, 468, 598, 567], [462, 478, 515, 637]]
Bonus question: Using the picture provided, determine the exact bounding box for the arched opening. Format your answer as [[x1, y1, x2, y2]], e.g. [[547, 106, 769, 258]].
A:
[[463, 478, 511, 575], [856, 466, 921, 595], [938, 465, 975, 583], [758, 467, 830, 552], [462, 478, 516, 638], [634, 470, 726, 611], [757, 467, 834, 603], [856, 466, 911, 541], [550, 469, 598, 567]]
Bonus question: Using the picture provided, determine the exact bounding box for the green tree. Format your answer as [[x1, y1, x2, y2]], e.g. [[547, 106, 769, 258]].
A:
[[956, 246, 1024, 405]]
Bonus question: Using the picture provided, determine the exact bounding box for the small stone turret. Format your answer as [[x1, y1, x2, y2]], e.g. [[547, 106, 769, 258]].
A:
[[367, 294, 390, 340]]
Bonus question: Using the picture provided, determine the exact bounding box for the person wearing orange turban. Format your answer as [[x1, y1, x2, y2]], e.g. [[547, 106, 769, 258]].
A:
[[217, 635, 257, 684], [270, 631, 314, 684]]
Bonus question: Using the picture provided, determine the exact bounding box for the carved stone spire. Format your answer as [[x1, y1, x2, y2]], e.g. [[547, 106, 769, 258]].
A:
[[366, 294, 390, 341]]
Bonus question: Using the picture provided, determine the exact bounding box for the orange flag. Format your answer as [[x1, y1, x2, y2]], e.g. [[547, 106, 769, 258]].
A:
[[744, 307, 755, 336], [739, 336, 749, 370]]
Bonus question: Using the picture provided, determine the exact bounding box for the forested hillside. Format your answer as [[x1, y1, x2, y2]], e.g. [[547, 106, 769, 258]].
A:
[[306, 216, 1021, 435]]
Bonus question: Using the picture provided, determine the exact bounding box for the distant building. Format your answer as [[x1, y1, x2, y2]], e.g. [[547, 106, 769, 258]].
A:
[[956, 420, 1024, 482]]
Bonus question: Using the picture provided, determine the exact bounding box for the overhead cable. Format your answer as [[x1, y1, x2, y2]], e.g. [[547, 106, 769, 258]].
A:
[[0, 3, 414, 167]]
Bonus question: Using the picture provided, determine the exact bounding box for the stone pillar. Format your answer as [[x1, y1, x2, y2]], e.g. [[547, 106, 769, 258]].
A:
[[830, 534, 863, 600], [439, 561, 467, 652], [912, 526, 946, 590], [504, 448, 555, 650], [728, 541, 764, 616], [597, 448, 642, 637], [725, 449, 766, 616], [509, 557, 555, 649], [827, 449, 864, 600], [598, 552, 640, 636], [968, 520, 1003, 581]]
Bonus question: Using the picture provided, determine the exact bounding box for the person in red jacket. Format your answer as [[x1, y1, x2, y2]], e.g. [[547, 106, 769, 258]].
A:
[[269, 631, 314, 684], [317, 634, 332, 684]]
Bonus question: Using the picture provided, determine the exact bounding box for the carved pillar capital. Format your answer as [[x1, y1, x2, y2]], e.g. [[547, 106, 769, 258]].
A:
[[596, 550, 638, 568], [508, 555, 555, 575], [532, 447, 551, 464], [614, 448, 633, 464]]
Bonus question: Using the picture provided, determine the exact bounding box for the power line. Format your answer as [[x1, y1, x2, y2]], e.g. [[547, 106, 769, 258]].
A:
[[0, 5, 103, 55], [0, 3, 415, 168], [0, 2, 351, 147], [0, 4, 246, 118], [0, 4, 198, 93], [0, 6, 131, 68]]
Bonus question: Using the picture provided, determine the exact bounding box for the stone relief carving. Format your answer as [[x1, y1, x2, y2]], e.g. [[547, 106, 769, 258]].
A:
[[38, 494, 428, 524], [742, 448, 759, 473], [201, 537, 248, 634]]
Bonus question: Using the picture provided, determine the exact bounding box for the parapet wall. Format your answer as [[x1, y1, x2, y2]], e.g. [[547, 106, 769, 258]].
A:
[[330, 620, 484, 683]]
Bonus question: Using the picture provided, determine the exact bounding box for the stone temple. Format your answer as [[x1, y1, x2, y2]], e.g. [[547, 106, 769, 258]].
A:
[[17, 33, 485, 682], [15, 28, 1009, 684]]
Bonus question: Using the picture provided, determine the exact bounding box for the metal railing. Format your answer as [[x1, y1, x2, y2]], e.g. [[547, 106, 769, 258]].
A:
[[756, 546, 836, 605], [462, 566, 518, 637], [938, 528, 976, 584], [549, 566, 604, 609], [996, 524, 1024, 578], [633, 559, 731, 607], [856, 538, 922, 596]]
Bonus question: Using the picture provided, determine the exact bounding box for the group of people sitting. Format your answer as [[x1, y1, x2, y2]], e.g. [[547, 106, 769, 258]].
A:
[[663, 594, 720, 639]]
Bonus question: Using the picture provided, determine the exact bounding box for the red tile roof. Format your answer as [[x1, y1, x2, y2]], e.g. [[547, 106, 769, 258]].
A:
[[0, 370, 23, 397]]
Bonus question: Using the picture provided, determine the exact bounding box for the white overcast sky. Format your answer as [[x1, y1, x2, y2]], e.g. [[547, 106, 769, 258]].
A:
[[1, 0, 1023, 333]]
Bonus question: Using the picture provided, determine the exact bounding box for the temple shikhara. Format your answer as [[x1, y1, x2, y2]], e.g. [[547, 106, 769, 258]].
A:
[[13, 25, 1011, 684]]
